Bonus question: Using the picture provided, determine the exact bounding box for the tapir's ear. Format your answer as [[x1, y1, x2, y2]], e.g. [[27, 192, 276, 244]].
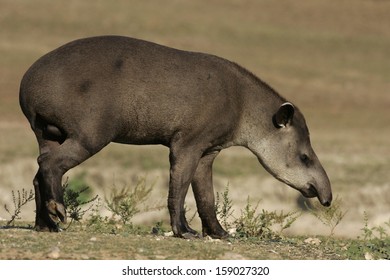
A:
[[273, 102, 295, 128]]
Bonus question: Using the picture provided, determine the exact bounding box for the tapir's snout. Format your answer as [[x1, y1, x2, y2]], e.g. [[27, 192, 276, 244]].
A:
[[298, 153, 333, 207], [320, 190, 332, 207], [301, 181, 332, 207], [316, 171, 333, 207], [322, 200, 331, 207]]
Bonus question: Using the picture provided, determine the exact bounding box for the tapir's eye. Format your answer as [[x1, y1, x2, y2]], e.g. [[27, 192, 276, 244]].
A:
[[300, 154, 311, 165]]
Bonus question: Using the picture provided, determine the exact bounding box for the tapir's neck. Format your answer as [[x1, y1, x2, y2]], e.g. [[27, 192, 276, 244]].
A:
[[232, 70, 286, 148]]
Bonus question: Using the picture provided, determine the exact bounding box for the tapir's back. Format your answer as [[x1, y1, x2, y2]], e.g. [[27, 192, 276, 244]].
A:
[[20, 36, 243, 146]]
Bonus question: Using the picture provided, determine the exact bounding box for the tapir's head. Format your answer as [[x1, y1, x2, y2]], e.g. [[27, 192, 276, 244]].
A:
[[248, 102, 332, 207]]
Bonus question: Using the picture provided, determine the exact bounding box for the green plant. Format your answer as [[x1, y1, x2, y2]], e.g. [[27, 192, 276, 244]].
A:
[[63, 179, 99, 228], [151, 221, 167, 235], [66, 173, 93, 201], [361, 211, 389, 240], [85, 198, 118, 234], [272, 210, 301, 234], [235, 199, 267, 238], [105, 177, 154, 225], [87, 197, 105, 225], [215, 184, 234, 230], [234, 197, 299, 239], [306, 196, 347, 236], [346, 213, 390, 259], [4, 188, 35, 226]]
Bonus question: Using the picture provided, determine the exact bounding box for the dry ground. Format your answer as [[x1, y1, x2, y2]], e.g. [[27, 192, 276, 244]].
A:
[[0, 226, 346, 260], [0, 0, 389, 248]]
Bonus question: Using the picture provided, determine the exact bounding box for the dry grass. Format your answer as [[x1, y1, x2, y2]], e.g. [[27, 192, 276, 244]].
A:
[[0, 0, 389, 241], [0, 226, 345, 260]]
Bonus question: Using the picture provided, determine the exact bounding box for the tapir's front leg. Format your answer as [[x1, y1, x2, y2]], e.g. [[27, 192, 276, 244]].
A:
[[192, 151, 228, 239], [168, 144, 201, 239]]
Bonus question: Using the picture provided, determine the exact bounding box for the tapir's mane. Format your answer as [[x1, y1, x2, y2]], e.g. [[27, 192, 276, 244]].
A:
[[228, 59, 286, 102]]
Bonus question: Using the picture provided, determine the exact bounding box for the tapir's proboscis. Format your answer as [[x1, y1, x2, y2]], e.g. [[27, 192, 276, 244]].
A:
[[19, 36, 332, 238]]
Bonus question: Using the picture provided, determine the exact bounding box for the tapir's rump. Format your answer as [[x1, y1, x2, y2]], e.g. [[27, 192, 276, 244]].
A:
[[20, 36, 332, 237]]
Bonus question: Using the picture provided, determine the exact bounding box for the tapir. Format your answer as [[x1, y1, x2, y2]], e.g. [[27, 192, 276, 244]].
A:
[[19, 36, 332, 238]]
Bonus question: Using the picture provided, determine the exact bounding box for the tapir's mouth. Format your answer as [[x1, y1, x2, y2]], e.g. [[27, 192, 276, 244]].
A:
[[301, 183, 331, 207], [301, 183, 318, 198], [277, 175, 332, 207]]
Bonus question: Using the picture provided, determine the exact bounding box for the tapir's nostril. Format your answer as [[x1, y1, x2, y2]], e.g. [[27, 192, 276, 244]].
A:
[[307, 184, 331, 208], [322, 201, 331, 207]]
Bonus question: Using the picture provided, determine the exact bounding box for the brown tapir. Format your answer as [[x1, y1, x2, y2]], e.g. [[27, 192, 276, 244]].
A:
[[19, 36, 332, 238]]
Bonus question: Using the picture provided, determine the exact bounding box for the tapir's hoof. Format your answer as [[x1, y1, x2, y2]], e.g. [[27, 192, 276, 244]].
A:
[[34, 219, 60, 232], [173, 227, 201, 239], [203, 228, 229, 239], [181, 232, 202, 239], [47, 199, 67, 224], [35, 200, 67, 232], [208, 233, 229, 240], [35, 224, 59, 232]]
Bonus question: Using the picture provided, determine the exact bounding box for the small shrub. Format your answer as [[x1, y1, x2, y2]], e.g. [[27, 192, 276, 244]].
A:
[[215, 184, 234, 230], [346, 213, 390, 259], [65, 173, 93, 201], [361, 211, 389, 240], [235, 198, 266, 238], [151, 221, 167, 235], [306, 196, 347, 236], [87, 197, 105, 226], [4, 188, 35, 226], [272, 210, 301, 234], [85, 198, 117, 234], [235, 197, 299, 239], [105, 177, 155, 225], [63, 178, 99, 228]]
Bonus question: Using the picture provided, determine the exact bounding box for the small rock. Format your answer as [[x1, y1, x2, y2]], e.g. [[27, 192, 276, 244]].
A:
[[269, 249, 279, 255], [304, 237, 321, 245], [47, 246, 60, 259], [204, 236, 222, 243], [221, 252, 247, 260], [90, 237, 97, 242], [365, 252, 374, 260], [164, 231, 174, 237]]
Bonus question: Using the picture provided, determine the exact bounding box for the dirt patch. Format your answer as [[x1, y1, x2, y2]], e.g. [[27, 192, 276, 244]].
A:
[[0, 226, 352, 260]]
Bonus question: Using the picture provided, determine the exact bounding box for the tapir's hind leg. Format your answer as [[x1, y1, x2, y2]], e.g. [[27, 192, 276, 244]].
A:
[[34, 138, 95, 231], [33, 124, 108, 231], [192, 152, 228, 239], [33, 139, 60, 231]]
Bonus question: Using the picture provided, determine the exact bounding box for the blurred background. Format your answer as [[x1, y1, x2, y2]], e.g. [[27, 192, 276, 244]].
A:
[[0, 0, 389, 237]]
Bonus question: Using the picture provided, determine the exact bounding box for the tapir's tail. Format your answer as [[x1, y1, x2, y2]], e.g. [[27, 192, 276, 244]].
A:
[[32, 114, 66, 143]]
